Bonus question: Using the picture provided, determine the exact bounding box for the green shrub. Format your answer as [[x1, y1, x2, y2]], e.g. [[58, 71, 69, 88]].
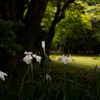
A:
[[0, 18, 24, 58]]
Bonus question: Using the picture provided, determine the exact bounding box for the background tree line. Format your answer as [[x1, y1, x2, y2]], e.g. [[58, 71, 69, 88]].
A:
[[47, 0, 100, 54], [0, 0, 100, 69]]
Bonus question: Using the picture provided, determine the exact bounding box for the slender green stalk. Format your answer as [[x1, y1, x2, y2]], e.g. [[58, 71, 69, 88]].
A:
[[0, 81, 6, 100], [64, 64, 67, 76], [19, 66, 30, 100], [30, 62, 34, 100], [42, 49, 50, 84], [63, 64, 67, 100], [43, 52, 50, 74], [14, 65, 22, 81], [30, 62, 34, 99], [30, 62, 33, 80]]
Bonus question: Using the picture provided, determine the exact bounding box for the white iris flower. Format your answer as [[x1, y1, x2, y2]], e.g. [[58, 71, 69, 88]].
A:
[[42, 41, 45, 51], [33, 54, 41, 63], [70, 57, 75, 62], [93, 64, 100, 69], [0, 71, 8, 81], [46, 73, 51, 81], [62, 56, 69, 64], [23, 51, 33, 64], [58, 55, 64, 61], [23, 51, 41, 64], [23, 55, 32, 64], [58, 54, 74, 64]]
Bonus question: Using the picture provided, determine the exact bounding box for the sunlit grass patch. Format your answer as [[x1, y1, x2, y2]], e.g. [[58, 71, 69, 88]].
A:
[[32, 54, 100, 81], [49, 54, 100, 80], [49, 54, 100, 69]]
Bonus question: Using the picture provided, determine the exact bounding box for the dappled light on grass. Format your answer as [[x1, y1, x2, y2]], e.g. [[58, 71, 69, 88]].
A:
[[1, 53, 100, 100], [50, 55, 100, 70], [49, 54, 100, 80]]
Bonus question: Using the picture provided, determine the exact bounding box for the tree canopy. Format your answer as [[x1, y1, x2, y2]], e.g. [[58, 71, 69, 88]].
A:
[[0, 0, 100, 64], [41, 0, 100, 54]]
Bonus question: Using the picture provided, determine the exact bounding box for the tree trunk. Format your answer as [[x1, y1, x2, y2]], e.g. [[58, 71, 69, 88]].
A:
[[1, 0, 48, 51], [23, 0, 48, 51]]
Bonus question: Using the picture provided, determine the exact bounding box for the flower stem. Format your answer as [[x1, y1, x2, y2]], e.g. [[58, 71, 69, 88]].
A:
[[30, 62, 33, 81], [19, 66, 30, 100], [64, 64, 67, 76], [63, 64, 67, 100]]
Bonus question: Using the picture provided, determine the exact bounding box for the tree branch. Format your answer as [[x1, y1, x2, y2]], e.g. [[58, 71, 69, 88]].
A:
[[51, 0, 75, 27], [46, 0, 75, 54], [58, 0, 75, 22], [56, 0, 61, 17]]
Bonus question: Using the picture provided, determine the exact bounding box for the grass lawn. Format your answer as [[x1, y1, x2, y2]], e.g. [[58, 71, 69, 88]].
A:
[[32, 54, 100, 82], [3, 54, 100, 100], [48, 54, 100, 81]]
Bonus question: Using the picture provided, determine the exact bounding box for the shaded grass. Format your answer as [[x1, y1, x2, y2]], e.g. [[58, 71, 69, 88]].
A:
[[2, 54, 100, 100]]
